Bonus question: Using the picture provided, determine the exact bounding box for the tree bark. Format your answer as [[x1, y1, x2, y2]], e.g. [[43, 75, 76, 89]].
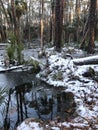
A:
[[87, 0, 97, 53], [54, 0, 64, 52], [11, 0, 20, 43], [50, 0, 55, 43], [40, 0, 44, 50], [80, 0, 97, 53], [0, 0, 10, 27], [75, 0, 80, 43]]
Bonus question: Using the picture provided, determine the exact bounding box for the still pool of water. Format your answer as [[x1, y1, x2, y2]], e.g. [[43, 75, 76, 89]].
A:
[[0, 71, 76, 130]]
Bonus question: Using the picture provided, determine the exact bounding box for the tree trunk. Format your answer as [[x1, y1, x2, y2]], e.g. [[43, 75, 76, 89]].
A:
[[75, 0, 80, 43], [87, 0, 97, 53], [11, 0, 20, 43], [80, 0, 97, 53], [40, 0, 44, 50], [50, 0, 55, 43], [28, 0, 31, 43], [54, 0, 64, 52], [0, 0, 10, 28], [0, 17, 6, 42]]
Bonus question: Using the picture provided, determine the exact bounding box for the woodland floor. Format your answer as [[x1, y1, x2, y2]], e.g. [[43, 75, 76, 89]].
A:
[[17, 41, 98, 130], [0, 40, 98, 130]]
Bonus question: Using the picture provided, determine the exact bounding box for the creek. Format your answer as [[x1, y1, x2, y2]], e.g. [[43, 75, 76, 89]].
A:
[[0, 71, 76, 130]]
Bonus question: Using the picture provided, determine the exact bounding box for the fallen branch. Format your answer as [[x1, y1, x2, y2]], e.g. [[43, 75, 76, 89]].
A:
[[73, 55, 98, 65]]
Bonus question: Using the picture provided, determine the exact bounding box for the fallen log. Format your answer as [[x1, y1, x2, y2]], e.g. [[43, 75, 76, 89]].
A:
[[0, 65, 23, 73], [72, 55, 98, 65]]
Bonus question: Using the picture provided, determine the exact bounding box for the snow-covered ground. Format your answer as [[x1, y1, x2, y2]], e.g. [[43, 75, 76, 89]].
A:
[[0, 45, 98, 129], [17, 47, 98, 130]]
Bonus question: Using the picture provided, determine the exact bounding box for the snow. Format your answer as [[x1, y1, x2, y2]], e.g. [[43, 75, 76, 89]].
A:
[[0, 47, 98, 130], [0, 65, 23, 72], [51, 127, 60, 130], [73, 55, 98, 62], [17, 121, 43, 130]]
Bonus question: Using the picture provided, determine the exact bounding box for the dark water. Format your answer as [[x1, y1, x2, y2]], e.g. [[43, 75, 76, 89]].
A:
[[0, 72, 76, 130], [0, 71, 34, 88]]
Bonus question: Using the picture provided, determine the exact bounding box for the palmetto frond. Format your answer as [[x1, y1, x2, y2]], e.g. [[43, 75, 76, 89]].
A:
[[0, 87, 9, 106]]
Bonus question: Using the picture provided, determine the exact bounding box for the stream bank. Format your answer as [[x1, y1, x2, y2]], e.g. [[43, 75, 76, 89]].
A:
[[0, 44, 98, 129]]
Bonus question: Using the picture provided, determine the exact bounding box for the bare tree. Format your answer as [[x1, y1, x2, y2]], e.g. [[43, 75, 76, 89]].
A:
[[54, 0, 64, 52], [50, 0, 55, 43], [40, 0, 44, 50], [80, 0, 97, 53], [11, 0, 19, 43]]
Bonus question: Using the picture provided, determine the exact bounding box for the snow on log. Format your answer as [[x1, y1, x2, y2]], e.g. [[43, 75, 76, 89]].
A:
[[72, 55, 98, 65], [0, 65, 23, 72]]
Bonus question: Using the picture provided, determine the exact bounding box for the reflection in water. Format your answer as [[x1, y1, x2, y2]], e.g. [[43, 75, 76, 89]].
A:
[[34, 88, 54, 120], [0, 72, 34, 88], [3, 80, 76, 130], [4, 89, 11, 130], [15, 85, 28, 124]]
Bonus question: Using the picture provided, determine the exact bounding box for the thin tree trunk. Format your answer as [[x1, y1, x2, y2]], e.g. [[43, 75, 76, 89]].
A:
[[50, 0, 55, 43], [0, 18, 6, 42], [0, 0, 10, 27], [54, 0, 64, 52], [75, 0, 80, 43], [60, 0, 64, 41], [28, 0, 31, 43], [40, 0, 44, 50], [11, 0, 19, 43]]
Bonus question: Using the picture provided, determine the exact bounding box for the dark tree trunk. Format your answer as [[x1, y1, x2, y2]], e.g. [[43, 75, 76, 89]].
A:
[[50, 0, 55, 43], [80, 0, 97, 53], [54, 0, 60, 50], [40, 0, 44, 50], [0, 24, 6, 42], [11, 0, 20, 43], [75, 0, 80, 43], [54, 0, 64, 52], [87, 0, 97, 53]]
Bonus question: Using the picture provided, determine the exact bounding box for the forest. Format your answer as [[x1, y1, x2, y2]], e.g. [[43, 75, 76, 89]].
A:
[[0, 0, 98, 130]]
